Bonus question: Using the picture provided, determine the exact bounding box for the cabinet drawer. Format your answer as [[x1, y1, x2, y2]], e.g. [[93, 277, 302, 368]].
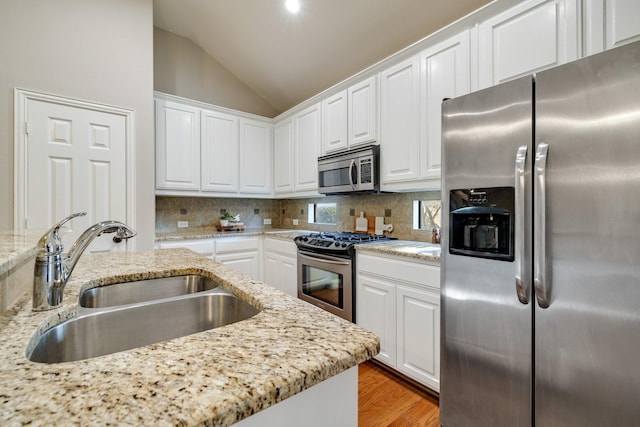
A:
[[215, 237, 260, 254], [157, 239, 214, 256], [357, 253, 440, 289], [264, 237, 296, 255]]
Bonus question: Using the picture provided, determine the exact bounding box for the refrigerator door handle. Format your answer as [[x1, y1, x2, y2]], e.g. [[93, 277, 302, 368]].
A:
[[515, 145, 529, 304], [534, 142, 550, 308]]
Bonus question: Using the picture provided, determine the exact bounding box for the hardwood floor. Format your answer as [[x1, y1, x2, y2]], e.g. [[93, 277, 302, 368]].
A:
[[359, 361, 440, 427]]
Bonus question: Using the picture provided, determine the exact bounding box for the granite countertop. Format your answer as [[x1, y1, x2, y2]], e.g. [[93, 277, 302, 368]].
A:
[[155, 228, 313, 242], [0, 230, 43, 275], [0, 249, 379, 426], [156, 228, 441, 263], [356, 240, 441, 263]]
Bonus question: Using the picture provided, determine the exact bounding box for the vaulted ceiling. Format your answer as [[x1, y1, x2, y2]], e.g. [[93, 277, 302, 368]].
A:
[[153, 0, 491, 113]]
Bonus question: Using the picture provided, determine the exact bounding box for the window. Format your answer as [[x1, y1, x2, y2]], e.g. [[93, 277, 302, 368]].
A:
[[413, 199, 441, 230], [308, 202, 337, 225]]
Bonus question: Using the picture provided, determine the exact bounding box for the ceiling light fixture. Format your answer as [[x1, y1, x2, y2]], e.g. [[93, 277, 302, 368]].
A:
[[285, 0, 300, 14]]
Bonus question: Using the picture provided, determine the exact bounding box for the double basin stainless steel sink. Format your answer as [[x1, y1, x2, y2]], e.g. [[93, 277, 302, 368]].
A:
[[27, 275, 259, 364]]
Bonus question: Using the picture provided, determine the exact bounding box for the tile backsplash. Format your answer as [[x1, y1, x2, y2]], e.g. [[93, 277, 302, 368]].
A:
[[156, 191, 440, 242]]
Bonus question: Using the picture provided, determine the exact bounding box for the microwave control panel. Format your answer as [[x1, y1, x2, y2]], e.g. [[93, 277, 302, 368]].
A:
[[359, 158, 373, 184]]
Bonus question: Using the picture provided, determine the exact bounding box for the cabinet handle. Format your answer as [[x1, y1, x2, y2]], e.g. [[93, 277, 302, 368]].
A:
[[514, 145, 528, 304], [534, 142, 550, 308]]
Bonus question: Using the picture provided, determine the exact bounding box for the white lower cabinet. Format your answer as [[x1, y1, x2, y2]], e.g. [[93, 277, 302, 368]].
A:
[[214, 237, 261, 281], [356, 252, 440, 392], [156, 237, 261, 280], [157, 238, 215, 259], [263, 237, 298, 297]]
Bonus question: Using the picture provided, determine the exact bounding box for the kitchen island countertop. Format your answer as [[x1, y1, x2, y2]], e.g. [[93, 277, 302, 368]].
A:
[[0, 248, 379, 426]]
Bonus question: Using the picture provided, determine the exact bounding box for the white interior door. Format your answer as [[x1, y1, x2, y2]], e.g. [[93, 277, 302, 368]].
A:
[[23, 96, 130, 253]]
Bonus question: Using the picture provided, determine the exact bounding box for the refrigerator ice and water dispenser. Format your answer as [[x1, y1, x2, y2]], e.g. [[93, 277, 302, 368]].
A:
[[449, 187, 514, 261]]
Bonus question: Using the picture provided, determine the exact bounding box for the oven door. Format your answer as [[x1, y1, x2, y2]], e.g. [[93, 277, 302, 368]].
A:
[[297, 250, 353, 322]]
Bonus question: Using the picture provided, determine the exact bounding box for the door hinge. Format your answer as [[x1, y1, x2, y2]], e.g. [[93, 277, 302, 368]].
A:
[[24, 121, 28, 135]]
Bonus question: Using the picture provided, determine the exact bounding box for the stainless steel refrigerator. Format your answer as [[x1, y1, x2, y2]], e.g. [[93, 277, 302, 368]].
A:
[[440, 40, 640, 426]]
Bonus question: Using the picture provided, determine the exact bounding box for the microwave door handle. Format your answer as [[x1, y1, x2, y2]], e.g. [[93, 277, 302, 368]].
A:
[[348, 159, 357, 190]]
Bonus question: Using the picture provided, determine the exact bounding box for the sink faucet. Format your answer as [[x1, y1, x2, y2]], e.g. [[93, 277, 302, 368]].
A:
[[32, 212, 136, 311]]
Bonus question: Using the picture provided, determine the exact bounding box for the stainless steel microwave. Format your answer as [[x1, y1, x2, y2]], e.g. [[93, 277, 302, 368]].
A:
[[318, 145, 380, 195]]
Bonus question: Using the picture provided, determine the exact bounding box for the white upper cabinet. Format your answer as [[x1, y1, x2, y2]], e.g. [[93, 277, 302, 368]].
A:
[[239, 118, 272, 194], [155, 93, 273, 197], [294, 102, 322, 193], [322, 90, 348, 153], [379, 56, 421, 186], [155, 99, 200, 191], [321, 76, 377, 155], [478, 0, 579, 89], [200, 109, 239, 193], [583, 0, 640, 56], [273, 117, 295, 194], [348, 76, 377, 148], [419, 30, 471, 181]]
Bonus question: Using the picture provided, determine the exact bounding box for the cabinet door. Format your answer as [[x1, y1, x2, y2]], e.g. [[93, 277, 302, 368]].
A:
[[215, 251, 260, 280], [264, 252, 280, 290], [274, 118, 295, 194], [605, 0, 640, 49], [322, 90, 348, 154], [348, 76, 377, 147], [396, 285, 440, 391], [420, 30, 470, 180], [584, 0, 640, 55], [379, 56, 420, 186], [294, 103, 321, 192], [478, 0, 579, 89], [357, 274, 396, 366], [239, 118, 272, 194], [155, 99, 200, 190], [201, 109, 239, 193], [280, 254, 298, 297]]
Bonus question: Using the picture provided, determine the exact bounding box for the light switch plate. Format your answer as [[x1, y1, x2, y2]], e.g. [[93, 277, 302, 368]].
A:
[[177, 221, 189, 228], [293, 219, 299, 225], [263, 219, 272, 225]]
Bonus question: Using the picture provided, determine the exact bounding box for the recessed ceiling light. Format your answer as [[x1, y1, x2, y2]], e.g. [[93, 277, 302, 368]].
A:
[[285, 0, 300, 14]]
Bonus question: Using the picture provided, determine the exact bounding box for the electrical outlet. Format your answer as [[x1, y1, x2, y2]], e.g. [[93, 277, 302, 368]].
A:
[[263, 219, 272, 225], [293, 219, 299, 225], [177, 221, 189, 228]]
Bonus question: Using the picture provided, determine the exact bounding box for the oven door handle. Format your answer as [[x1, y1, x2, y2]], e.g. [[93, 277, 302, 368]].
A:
[[298, 251, 351, 266]]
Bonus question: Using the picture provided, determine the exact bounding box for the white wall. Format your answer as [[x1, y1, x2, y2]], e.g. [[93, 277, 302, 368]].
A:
[[154, 27, 279, 118], [0, 0, 155, 249]]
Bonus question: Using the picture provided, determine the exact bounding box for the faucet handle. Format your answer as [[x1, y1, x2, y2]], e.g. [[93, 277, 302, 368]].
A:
[[38, 212, 87, 256]]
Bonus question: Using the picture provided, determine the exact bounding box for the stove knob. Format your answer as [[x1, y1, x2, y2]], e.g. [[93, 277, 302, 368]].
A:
[[303, 237, 308, 242], [334, 242, 340, 247], [342, 243, 348, 248]]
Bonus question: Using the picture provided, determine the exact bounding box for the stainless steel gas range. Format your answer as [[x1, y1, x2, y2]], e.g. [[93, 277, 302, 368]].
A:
[[294, 232, 396, 322]]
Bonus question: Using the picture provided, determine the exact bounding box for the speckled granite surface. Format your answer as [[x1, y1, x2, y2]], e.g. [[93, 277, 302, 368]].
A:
[[355, 240, 441, 263], [0, 230, 42, 275], [155, 228, 313, 242], [0, 249, 379, 426]]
